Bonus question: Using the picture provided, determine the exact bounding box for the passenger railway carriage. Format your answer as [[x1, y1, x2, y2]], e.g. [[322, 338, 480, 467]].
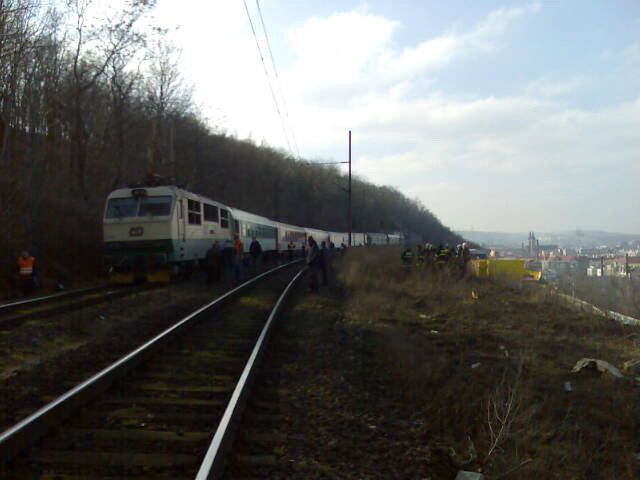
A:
[[277, 222, 307, 250], [103, 184, 404, 282], [329, 232, 348, 247]]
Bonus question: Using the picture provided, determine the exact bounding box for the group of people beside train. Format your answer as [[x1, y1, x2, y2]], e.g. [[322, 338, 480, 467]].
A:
[[203, 235, 347, 292], [202, 233, 344, 290], [203, 233, 260, 285], [401, 242, 471, 274], [305, 236, 344, 292]]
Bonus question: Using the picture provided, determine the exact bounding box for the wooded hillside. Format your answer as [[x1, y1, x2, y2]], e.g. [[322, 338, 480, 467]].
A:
[[0, 0, 460, 283]]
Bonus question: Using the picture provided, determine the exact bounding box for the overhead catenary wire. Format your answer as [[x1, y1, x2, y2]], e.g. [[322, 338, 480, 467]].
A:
[[242, 0, 294, 157], [255, 0, 301, 159]]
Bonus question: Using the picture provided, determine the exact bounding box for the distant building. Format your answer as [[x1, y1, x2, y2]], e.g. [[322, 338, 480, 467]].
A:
[[587, 265, 602, 277], [537, 245, 559, 259], [547, 257, 573, 277], [527, 231, 537, 258], [585, 255, 640, 277]]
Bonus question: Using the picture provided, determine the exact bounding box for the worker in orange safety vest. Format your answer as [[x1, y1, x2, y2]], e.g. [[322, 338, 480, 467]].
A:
[[16, 251, 37, 297], [234, 233, 244, 284]]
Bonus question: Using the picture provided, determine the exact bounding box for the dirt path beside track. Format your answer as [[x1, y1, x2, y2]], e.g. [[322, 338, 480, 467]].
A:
[[227, 248, 639, 480]]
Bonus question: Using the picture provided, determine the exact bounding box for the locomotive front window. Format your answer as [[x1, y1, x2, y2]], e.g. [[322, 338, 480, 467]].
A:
[[139, 196, 172, 217], [106, 198, 138, 218]]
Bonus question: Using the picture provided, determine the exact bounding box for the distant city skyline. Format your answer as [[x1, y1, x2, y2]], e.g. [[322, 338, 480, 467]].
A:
[[150, 0, 640, 233], [459, 228, 640, 249], [458, 228, 640, 235]]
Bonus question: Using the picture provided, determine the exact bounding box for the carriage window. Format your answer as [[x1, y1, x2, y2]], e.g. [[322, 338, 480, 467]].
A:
[[234, 220, 240, 233], [139, 196, 172, 217], [188, 199, 201, 225], [204, 204, 218, 222], [220, 209, 229, 228], [106, 197, 138, 218]]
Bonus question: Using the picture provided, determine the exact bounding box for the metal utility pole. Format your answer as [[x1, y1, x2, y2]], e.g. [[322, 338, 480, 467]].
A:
[[169, 118, 176, 183], [348, 130, 352, 247]]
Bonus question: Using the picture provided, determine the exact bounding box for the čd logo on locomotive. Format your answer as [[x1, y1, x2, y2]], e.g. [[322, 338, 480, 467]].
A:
[[129, 226, 144, 237]]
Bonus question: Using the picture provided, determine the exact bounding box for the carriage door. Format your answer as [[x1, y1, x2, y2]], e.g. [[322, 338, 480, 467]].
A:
[[178, 198, 186, 259]]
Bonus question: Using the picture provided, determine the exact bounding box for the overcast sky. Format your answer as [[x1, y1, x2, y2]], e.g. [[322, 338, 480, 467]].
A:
[[150, 0, 640, 234]]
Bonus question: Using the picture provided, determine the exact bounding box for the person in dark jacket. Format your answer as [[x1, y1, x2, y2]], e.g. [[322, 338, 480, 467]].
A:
[[401, 247, 414, 265], [249, 237, 262, 273], [205, 241, 221, 284], [221, 239, 236, 284], [306, 236, 320, 292], [320, 241, 328, 286]]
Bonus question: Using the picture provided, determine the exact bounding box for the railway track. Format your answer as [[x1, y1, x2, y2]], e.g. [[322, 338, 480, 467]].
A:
[[0, 284, 156, 330], [0, 261, 305, 479]]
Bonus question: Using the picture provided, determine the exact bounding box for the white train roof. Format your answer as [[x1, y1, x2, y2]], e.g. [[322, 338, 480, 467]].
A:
[[304, 227, 329, 236], [229, 208, 278, 227], [107, 185, 181, 199], [107, 186, 232, 209], [276, 221, 306, 233]]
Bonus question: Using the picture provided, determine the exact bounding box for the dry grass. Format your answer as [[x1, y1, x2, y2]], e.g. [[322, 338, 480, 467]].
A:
[[335, 247, 639, 479]]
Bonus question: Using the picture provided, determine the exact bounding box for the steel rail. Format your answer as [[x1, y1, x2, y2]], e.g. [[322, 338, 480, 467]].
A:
[[0, 284, 159, 330], [195, 266, 307, 479], [0, 286, 108, 314], [0, 260, 302, 465]]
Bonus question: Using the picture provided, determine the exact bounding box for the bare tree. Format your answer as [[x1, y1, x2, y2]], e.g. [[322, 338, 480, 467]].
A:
[[144, 34, 191, 174], [64, 0, 153, 197], [105, 14, 147, 188]]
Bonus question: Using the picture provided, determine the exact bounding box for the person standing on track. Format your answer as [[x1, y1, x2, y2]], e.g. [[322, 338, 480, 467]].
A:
[[306, 236, 320, 292], [16, 251, 37, 297], [249, 236, 262, 273], [287, 239, 295, 262]]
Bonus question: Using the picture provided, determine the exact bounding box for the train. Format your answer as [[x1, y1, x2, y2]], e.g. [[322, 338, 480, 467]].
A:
[[102, 184, 403, 282]]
